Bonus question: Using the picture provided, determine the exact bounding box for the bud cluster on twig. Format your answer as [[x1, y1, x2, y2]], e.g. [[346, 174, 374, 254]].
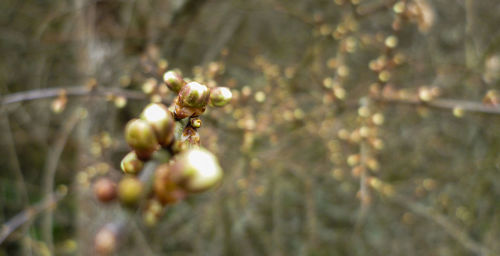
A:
[[93, 67, 232, 255]]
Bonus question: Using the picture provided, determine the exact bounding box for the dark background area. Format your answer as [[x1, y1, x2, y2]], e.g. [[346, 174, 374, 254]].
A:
[[1, 0, 499, 255]]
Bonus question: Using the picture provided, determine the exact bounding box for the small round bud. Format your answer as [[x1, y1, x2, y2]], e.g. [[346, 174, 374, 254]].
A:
[[178, 82, 210, 108], [95, 227, 116, 255], [120, 151, 144, 175], [140, 103, 175, 146], [190, 118, 202, 128], [209, 87, 232, 107], [124, 119, 159, 160], [118, 177, 143, 206], [163, 70, 184, 93], [93, 178, 117, 203], [170, 148, 223, 193]]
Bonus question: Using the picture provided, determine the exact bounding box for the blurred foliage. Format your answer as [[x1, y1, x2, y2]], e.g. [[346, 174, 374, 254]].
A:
[[1, 0, 500, 255]]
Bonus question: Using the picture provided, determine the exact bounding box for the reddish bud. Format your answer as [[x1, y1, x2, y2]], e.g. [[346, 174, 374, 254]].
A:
[[93, 178, 117, 203], [94, 227, 116, 255]]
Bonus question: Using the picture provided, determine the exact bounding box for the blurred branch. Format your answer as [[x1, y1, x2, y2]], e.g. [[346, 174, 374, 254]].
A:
[[370, 180, 496, 256], [0, 188, 67, 245], [41, 108, 84, 253], [0, 86, 147, 106], [373, 95, 500, 115], [390, 193, 495, 256]]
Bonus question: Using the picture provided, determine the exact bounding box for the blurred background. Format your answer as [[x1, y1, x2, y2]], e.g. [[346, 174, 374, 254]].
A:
[[1, 0, 500, 255]]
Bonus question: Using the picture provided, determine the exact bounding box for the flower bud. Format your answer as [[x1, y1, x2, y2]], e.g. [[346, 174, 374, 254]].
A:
[[140, 103, 175, 146], [190, 118, 202, 128], [93, 178, 117, 203], [169, 148, 223, 193], [120, 151, 144, 175], [209, 87, 232, 107], [94, 227, 116, 255], [118, 176, 143, 206], [154, 164, 187, 205], [178, 82, 210, 108], [174, 104, 205, 119], [163, 70, 185, 93], [124, 119, 159, 160]]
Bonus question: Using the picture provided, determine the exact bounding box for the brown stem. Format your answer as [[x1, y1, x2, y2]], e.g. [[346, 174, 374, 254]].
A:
[[1, 86, 147, 106], [0, 188, 67, 244]]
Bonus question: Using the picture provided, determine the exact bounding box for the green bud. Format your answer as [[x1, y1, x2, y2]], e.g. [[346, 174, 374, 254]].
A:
[[178, 82, 210, 108], [190, 118, 202, 128], [124, 119, 158, 160], [163, 70, 184, 93], [170, 148, 223, 193], [120, 151, 144, 175], [210, 87, 232, 107], [118, 176, 143, 206], [140, 103, 175, 146]]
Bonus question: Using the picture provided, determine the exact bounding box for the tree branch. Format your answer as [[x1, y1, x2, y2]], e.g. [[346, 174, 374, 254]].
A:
[[1, 86, 148, 106]]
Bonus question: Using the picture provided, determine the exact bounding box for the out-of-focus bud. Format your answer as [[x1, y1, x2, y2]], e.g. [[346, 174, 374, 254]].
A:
[[95, 226, 116, 255], [178, 82, 210, 108], [120, 151, 144, 175], [93, 178, 117, 203], [209, 87, 232, 107], [418, 86, 433, 102], [169, 148, 223, 193], [163, 70, 185, 93], [124, 119, 159, 160], [118, 176, 143, 206], [154, 164, 187, 205], [140, 103, 175, 146]]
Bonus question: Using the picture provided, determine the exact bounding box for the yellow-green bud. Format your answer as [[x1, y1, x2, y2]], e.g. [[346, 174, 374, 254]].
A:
[[163, 70, 184, 93], [140, 103, 175, 146], [118, 176, 143, 206], [178, 82, 210, 108], [170, 148, 223, 193], [120, 151, 144, 175], [210, 87, 232, 107], [124, 119, 158, 160]]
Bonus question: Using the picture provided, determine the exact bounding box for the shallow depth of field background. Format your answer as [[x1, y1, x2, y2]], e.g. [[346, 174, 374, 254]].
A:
[[1, 0, 500, 255]]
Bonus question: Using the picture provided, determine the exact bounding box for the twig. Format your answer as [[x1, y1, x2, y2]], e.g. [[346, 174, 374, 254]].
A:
[[369, 180, 497, 255], [373, 95, 500, 115], [41, 108, 84, 253], [390, 193, 495, 256], [0, 86, 148, 106], [0, 189, 67, 244]]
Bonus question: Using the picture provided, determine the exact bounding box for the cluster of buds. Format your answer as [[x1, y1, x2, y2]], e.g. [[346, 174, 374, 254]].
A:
[[93, 68, 232, 254]]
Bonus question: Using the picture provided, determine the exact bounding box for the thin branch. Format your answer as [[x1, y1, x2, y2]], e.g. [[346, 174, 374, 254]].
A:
[[369, 180, 496, 255], [1, 86, 148, 106], [41, 108, 84, 253], [373, 95, 500, 115], [0, 189, 67, 244], [390, 193, 495, 256]]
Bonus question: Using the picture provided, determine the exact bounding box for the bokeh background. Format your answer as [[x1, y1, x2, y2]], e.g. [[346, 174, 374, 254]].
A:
[[1, 0, 500, 255]]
